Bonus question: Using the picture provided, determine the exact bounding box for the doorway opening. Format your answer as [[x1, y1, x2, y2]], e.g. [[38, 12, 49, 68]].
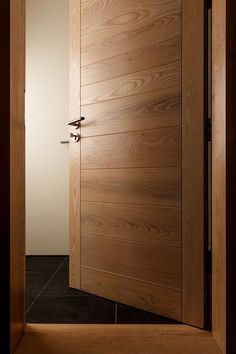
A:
[[24, 0, 211, 329], [25, 0, 180, 326]]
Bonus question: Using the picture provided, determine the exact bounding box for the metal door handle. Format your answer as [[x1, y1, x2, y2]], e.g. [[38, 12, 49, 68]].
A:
[[68, 117, 85, 129], [70, 133, 80, 142]]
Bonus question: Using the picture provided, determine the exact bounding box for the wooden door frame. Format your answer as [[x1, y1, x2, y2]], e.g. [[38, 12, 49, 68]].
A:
[[1, 0, 235, 353]]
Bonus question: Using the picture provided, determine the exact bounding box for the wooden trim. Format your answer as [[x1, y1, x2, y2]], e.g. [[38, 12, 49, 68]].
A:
[[225, 2, 236, 352], [212, 1, 226, 352], [0, 1, 11, 353], [182, 0, 206, 327], [69, 0, 81, 289], [15, 324, 222, 354], [5, 0, 236, 353], [10, 0, 26, 353], [212, 1, 236, 353]]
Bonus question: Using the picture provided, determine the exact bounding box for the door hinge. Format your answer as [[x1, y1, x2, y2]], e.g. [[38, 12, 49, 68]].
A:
[[206, 0, 212, 10], [207, 118, 212, 142], [206, 250, 212, 274]]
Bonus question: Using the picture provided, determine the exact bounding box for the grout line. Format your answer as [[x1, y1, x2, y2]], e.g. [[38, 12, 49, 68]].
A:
[[36, 295, 92, 298], [26, 257, 67, 315], [115, 302, 118, 324]]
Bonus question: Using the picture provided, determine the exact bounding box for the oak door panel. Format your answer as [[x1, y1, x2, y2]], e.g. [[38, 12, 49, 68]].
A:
[[81, 267, 181, 320], [81, 202, 181, 247], [81, 87, 181, 137], [81, 168, 181, 207], [74, 0, 184, 321], [81, 0, 181, 66], [70, 0, 206, 326], [81, 0, 181, 29], [81, 234, 181, 288], [81, 62, 181, 106], [81, 127, 181, 169], [81, 37, 181, 86]]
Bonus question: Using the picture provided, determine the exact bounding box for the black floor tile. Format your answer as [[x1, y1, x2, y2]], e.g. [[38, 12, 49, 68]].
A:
[[26, 295, 115, 324], [25, 256, 180, 325], [26, 256, 65, 272], [41, 271, 89, 297], [60, 257, 69, 272], [26, 271, 53, 296], [116, 303, 179, 324]]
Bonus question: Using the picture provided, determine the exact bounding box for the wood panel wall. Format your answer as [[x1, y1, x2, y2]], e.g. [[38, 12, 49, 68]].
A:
[[10, 0, 26, 353]]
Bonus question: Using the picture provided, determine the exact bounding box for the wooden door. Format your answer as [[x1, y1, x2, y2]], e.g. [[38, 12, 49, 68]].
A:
[[69, 0, 206, 325]]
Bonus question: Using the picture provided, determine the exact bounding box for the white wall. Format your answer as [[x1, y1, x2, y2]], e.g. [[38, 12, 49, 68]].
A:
[[26, 0, 69, 255]]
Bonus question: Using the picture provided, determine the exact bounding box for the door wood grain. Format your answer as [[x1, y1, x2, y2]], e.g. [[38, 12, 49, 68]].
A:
[[81, 127, 181, 169], [81, 0, 181, 66], [70, 0, 206, 325], [81, 167, 181, 207], [81, 234, 181, 288], [81, 62, 181, 106], [78, 0, 183, 321], [81, 267, 181, 320], [82, 37, 181, 86], [81, 202, 181, 247], [81, 87, 181, 137]]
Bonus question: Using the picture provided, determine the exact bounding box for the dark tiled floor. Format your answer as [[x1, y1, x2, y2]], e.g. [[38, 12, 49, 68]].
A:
[[26, 256, 179, 324]]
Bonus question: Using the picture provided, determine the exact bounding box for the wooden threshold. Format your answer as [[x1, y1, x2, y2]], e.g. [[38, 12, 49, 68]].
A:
[[15, 324, 221, 354]]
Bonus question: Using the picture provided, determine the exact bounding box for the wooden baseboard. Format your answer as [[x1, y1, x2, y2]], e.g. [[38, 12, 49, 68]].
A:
[[14, 324, 222, 354]]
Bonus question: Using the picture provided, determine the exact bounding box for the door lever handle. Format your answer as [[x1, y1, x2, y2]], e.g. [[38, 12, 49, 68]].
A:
[[68, 117, 85, 129], [70, 133, 80, 142]]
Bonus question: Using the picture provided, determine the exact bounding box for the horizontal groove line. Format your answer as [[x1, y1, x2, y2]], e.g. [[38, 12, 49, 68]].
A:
[[81, 166, 181, 171], [81, 85, 181, 109], [81, 200, 181, 208], [81, 165, 181, 170], [80, 35, 181, 70], [81, 82, 181, 107], [81, 232, 181, 249], [81, 80, 182, 107], [81, 60, 181, 87], [80, 125, 181, 140], [81, 265, 181, 292], [81, 200, 181, 210]]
